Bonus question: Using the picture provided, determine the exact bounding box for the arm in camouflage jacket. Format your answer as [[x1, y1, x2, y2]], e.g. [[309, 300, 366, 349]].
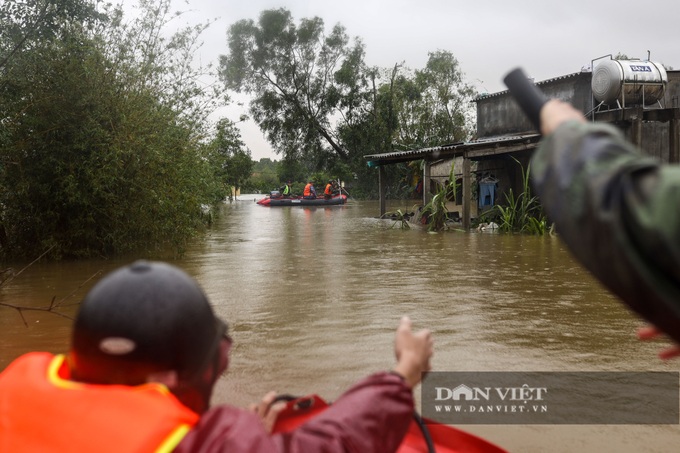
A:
[[530, 118, 680, 344]]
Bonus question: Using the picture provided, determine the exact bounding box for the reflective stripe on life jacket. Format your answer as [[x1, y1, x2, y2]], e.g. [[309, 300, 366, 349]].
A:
[[0, 352, 199, 453]]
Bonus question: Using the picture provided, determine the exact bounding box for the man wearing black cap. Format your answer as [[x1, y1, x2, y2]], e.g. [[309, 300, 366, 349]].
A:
[[0, 261, 433, 452]]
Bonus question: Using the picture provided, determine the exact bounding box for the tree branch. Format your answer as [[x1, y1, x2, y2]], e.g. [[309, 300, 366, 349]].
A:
[[1, 247, 102, 326], [1, 245, 55, 288]]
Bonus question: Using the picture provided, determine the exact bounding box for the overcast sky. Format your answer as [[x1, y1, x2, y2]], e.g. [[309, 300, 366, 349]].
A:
[[166, 0, 679, 160]]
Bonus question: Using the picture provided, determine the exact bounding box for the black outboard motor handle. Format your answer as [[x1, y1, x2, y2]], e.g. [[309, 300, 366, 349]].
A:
[[502, 67, 549, 133]]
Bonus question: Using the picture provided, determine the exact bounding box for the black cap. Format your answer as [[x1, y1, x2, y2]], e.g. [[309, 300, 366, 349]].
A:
[[70, 261, 226, 384]]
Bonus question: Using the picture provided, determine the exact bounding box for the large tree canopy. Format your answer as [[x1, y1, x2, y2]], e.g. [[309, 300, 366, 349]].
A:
[[0, 0, 226, 259], [338, 53, 476, 197], [219, 8, 367, 163], [219, 9, 477, 198], [0, 0, 103, 70], [395, 50, 476, 149]]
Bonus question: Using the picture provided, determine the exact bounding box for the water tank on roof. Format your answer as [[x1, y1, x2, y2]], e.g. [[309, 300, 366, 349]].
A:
[[591, 59, 667, 106]]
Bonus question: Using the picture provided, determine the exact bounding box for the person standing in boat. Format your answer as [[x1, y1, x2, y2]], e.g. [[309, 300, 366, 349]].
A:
[[532, 99, 680, 359], [303, 180, 316, 199], [323, 179, 335, 200], [0, 260, 434, 452]]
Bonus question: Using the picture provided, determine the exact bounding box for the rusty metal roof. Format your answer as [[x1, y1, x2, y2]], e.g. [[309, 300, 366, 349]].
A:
[[364, 133, 541, 167], [364, 72, 590, 167], [474, 72, 585, 102]]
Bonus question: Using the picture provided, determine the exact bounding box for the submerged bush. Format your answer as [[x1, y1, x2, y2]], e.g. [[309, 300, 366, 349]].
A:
[[486, 158, 547, 235]]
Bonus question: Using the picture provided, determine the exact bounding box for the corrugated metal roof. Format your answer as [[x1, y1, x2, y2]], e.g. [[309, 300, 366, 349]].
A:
[[474, 72, 585, 102], [364, 133, 541, 166], [364, 142, 463, 166], [365, 71, 590, 166]]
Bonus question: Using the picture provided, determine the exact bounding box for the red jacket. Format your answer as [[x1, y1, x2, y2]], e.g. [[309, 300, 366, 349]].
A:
[[175, 372, 413, 452], [0, 353, 414, 453]]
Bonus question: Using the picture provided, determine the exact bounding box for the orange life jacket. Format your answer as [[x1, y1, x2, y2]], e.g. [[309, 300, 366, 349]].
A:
[[324, 184, 333, 196], [0, 352, 199, 453], [303, 183, 314, 197]]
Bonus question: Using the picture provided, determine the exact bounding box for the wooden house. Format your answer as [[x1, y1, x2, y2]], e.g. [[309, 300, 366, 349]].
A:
[[365, 57, 680, 230]]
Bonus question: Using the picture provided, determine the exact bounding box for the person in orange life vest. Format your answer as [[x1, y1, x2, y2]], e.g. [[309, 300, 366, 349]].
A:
[[324, 179, 335, 199], [0, 260, 433, 453], [303, 180, 316, 199]]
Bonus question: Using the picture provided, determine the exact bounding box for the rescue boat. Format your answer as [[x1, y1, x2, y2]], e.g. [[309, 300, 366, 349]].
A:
[[257, 193, 347, 207]]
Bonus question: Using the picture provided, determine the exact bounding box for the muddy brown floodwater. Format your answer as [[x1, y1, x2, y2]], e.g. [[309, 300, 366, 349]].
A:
[[1, 195, 679, 452]]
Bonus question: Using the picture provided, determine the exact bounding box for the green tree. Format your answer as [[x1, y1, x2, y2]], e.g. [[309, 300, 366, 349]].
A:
[[613, 52, 631, 60], [219, 9, 476, 200], [101, 0, 224, 131], [0, 0, 224, 259], [0, 0, 103, 70], [335, 64, 408, 198], [339, 54, 476, 199], [219, 8, 367, 163], [277, 157, 307, 186], [396, 50, 475, 149], [208, 119, 254, 197], [249, 158, 280, 193]]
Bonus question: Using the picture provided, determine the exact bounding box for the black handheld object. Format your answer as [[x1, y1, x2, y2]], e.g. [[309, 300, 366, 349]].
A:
[[502, 67, 549, 133]]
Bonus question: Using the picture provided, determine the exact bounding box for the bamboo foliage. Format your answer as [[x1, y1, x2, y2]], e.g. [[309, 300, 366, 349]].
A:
[[0, 0, 226, 259]]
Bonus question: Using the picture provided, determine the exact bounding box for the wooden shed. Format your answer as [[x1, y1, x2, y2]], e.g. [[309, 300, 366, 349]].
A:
[[365, 63, 680, 230]]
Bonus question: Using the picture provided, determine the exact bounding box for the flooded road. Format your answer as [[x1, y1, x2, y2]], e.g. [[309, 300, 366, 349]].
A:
[[1, 195, 678, 452]]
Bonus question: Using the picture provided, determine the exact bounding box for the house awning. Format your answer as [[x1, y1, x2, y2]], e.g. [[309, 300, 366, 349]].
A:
[[364, 134, 541, 167]]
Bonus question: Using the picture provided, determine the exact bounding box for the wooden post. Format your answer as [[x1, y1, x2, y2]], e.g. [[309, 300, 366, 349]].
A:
[[423, 161, 431, 205], [631, 116, 643, 147], [379, 166, 386, 216], [670, 118, 680, 164], [462, 156, 471, 231]]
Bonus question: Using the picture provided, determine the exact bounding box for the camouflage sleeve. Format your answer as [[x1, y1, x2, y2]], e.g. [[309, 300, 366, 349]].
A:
[[530, 120, 680, 343]]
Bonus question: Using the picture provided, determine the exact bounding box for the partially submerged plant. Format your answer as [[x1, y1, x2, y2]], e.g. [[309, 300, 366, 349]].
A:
[[420, 192, 448, 231], [419, 164, 458, 232], [492, 157, 547, 235], [382, 209, 413, 229]]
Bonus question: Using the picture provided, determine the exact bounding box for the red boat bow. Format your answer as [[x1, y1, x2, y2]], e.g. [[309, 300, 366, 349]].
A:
[[272, 394, 507, 453]]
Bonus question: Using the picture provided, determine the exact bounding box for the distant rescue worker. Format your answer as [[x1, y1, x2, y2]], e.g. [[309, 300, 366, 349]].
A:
[[281, 180, 292, 198], [324, 180, 335, 199], [303, 180, 316, 199]]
